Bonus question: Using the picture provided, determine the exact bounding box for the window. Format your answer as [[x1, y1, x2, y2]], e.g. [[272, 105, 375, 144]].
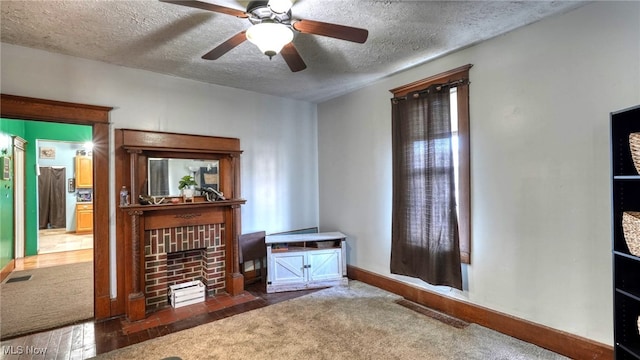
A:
[[389, 64, 471, 265]]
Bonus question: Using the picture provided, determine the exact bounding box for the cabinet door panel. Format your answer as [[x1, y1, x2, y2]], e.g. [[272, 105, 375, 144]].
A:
[[308, 249, 342, 282], [76, 209, 93, 233], [75, 156, 93, 188], [272, 253, 306, 284]]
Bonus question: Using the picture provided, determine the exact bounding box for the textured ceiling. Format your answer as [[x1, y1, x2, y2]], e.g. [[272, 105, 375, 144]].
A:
[[1, 0, 586, 103]]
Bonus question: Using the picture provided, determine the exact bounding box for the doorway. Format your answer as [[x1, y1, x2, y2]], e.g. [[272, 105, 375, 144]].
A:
[[35, 140, 94, 255], [1, 94, 114, 320], [2, 124, 97, 338]]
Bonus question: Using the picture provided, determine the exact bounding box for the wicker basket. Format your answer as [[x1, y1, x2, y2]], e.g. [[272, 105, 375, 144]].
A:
[[623, 211, 640, 256], [629, 133, 640, 174]]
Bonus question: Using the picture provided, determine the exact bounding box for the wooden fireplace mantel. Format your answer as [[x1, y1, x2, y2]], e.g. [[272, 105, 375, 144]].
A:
[[122, 199, 246, 213], [114, 129, 245, 321]]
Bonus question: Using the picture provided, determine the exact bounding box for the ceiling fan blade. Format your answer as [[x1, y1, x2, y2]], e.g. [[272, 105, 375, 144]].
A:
[[160, 0, 249, 18], [292, 19, 368, 44], [202, 31, 247, 60], [280, 43, 307, 72]]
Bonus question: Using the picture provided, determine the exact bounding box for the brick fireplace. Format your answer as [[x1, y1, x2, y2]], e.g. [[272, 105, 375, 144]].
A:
[[116, 129, 245, 321], [144, 224, 226, 309]]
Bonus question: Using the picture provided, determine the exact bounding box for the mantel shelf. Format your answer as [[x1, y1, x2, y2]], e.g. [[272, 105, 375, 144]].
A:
[[120, 199, 246, 212]]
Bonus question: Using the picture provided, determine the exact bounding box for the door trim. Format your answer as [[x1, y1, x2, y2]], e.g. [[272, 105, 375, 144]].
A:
[[13, 136, 26, 258], [1, 94, 115, 319]]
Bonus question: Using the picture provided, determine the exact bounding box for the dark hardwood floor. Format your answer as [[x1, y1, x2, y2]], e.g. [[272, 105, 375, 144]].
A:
[[0, 282, 318, 360]]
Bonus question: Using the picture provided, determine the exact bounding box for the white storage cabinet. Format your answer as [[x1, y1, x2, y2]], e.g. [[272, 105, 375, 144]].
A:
[[265, 232, 348, 293]]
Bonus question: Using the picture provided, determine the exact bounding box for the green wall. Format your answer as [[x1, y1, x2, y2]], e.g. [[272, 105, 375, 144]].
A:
[[0, 118, 92, 261], [0, 120, 26, 270]]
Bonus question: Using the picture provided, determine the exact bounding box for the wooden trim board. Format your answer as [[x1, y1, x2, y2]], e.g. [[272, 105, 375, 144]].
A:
[[347, 265, 612, 360], [1, 94, 111, 124]]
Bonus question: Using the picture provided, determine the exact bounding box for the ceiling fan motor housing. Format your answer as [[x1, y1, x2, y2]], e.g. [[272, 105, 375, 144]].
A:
[[247, 1, 292, 25]]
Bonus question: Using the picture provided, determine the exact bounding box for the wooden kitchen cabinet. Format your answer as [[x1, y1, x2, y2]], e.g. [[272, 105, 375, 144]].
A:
[[75, 155, 93, 188], [76, 202, 93, 233]]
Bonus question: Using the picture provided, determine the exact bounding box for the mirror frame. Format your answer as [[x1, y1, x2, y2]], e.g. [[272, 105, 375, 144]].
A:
[[116, 129, 243, 204]]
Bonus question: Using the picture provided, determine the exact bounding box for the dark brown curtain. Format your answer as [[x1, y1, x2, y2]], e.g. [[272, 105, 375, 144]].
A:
[[38, 167, 66, 229], [149, 159, 169, 196], [390, 84, 462, 290]]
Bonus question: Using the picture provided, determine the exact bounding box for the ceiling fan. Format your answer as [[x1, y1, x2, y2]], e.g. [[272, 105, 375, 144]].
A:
[[160, 0, 369, 72]]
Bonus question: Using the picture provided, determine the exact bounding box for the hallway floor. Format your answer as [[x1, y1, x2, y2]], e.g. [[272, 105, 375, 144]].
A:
[[13, 248, 93, 271], [38, 229, 93, 254]]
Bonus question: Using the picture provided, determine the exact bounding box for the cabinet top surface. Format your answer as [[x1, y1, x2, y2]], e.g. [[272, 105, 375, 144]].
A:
[[265, 231, 346, 244]]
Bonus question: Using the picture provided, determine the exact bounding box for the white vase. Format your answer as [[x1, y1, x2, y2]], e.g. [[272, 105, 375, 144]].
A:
[[182, 187, 194, 201]]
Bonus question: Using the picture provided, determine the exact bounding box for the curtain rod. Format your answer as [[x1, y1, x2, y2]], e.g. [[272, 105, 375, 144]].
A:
[[391, 78, 469, 102]]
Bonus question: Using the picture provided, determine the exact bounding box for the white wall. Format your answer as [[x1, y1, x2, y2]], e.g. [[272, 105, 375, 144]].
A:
[[318, 2, 640, 345], [1, 43, 320, 296]]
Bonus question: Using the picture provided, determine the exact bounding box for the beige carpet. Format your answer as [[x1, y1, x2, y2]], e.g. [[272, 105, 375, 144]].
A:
[[95, 281, 567, 360], [0, 261, 93, 339]]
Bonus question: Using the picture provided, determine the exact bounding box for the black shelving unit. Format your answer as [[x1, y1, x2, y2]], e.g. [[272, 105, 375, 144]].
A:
[[612, 104, 640, 360]]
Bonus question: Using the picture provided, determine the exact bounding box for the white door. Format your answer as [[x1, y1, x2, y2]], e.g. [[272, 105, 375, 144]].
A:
[[308, 249, 342, 282], [13, 136, 26, 258], [271, 252, 306, 285]]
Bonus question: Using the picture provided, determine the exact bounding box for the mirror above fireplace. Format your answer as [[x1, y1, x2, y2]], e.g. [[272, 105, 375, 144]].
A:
[[148, 158, 219, 197]]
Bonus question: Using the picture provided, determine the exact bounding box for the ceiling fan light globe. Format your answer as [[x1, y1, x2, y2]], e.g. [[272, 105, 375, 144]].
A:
[[246, 23, 294, 58], [267, 0, 293, 14]]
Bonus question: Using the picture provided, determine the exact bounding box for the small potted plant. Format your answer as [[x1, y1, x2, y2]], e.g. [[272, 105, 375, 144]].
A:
[[178, 175, 197, 201]]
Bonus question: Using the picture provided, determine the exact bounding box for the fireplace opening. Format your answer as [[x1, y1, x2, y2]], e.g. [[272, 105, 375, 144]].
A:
[[167, 250, 204, 287], [145, 224, 226, 309]]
